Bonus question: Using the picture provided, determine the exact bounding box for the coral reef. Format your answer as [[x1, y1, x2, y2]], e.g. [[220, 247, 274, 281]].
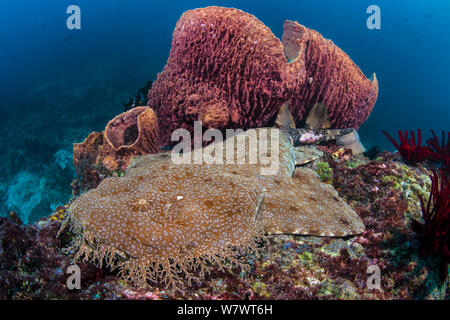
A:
[[148, 7, 298, 146], [5, 172, 43, 225], [316, 161, 333, 183], [148, 7, 378, 146], [320, 152, 448, 299], [3, 4, 448, 300], [1, 147, 448, 299], [63, 128, 364, 291], [72, 107, 159, 194]]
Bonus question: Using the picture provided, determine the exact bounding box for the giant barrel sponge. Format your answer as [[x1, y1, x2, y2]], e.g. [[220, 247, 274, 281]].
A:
[[148, 6, 378, 146]]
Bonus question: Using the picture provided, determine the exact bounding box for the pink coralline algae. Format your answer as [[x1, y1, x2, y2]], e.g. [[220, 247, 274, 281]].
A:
[[148, 7, 378, 146], [0, 212, 109, 299]]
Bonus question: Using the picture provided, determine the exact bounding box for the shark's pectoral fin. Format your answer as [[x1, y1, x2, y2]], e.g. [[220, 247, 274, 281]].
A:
[[262, 167, 365, 237]]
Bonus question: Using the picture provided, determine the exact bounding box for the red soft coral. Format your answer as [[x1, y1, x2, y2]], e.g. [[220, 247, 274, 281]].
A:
[[418, 170, 450, 281], [427, 130, 450, 174], [382, 129, 432, 163]]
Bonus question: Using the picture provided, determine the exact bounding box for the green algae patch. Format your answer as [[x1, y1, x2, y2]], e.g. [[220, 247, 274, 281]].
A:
[[345, 159, 365, 169], [316, 161, 333, 183]]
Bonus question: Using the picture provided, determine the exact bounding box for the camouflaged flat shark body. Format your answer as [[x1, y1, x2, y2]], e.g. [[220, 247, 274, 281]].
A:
[[129, 126, 365, 237]]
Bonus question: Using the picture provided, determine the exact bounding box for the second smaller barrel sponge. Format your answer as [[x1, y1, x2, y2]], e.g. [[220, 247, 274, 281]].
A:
[[72, 107, 160, 192], [148, 6, 378, 146], [104, 106, 160, 157]]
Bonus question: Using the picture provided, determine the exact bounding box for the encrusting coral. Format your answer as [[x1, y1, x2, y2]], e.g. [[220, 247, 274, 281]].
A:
[[148, 7, 378, 146], [62, 128, 364, 291]]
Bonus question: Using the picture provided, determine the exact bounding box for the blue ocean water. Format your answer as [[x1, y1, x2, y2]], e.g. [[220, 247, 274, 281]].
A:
[[0, 0, 449, 223]]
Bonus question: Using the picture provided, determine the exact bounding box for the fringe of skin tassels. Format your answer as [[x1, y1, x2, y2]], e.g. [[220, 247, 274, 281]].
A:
[[58, 215, 267, 294]]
